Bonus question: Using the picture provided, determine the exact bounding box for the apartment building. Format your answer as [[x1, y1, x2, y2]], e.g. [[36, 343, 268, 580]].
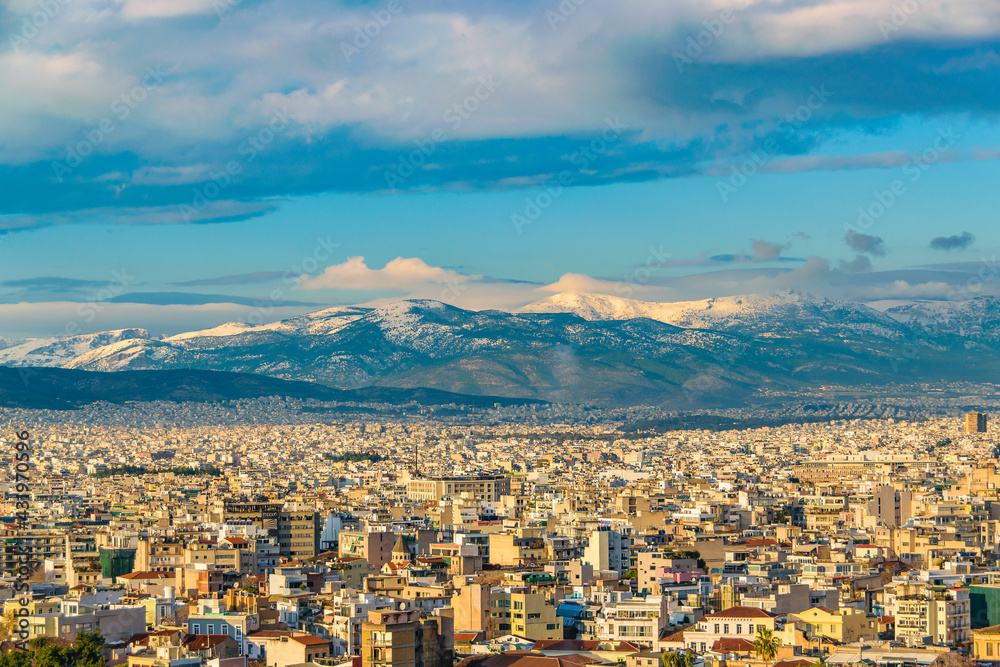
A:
[[406, 473, 512, 503], [490, 587, 562, 640], [583, 527, 631, 575], [888, 587, 971, 647], [360, 608, 453, 667]]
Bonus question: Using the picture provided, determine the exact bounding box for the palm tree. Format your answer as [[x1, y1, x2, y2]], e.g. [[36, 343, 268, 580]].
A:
[[754, 627, 779, 667], [662, 651, 697, 667]]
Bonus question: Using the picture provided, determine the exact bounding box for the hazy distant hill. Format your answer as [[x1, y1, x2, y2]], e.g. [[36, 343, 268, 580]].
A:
[[0, 367, 545, 410]]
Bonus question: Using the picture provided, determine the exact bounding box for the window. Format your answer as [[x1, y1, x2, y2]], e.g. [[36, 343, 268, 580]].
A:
[[714, 624, 720, 633], [724, 624, 729, 634], [192, 624, 200, 634], [208, 624, 215, 634], [988, 643, 994, 657], [737, 624, 742, 634]]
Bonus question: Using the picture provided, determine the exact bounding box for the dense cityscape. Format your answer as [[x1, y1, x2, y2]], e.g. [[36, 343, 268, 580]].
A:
[[2, 1, 996, 667], [4, 405, 1000, 667]]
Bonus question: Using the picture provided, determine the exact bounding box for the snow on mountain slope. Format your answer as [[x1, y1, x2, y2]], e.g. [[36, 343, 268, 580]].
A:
[[0, 329, 151, 367], [871, 297, 1000, 341], [62, 338, 181, 371], [161, 305, 372, 343], [258, 305, 371, 336], [166, 321, 257, 341], [521, 291, 906, 340]]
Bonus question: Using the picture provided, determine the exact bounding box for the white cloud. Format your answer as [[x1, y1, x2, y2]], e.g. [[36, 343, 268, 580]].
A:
[[539, 273, 631, 296], [115, 0, 221, 19], [299, 256, 479, 291]]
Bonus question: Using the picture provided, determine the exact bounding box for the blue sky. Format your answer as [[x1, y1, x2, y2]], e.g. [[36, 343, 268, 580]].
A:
[[1, 0, 999, 336]]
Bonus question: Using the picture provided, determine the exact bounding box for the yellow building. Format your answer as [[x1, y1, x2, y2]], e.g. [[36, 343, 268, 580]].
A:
[[489, 588, 561, 639], [488, 528, 546, 567], [973, 625, 1000, 660], [789, 606, 878, 644]]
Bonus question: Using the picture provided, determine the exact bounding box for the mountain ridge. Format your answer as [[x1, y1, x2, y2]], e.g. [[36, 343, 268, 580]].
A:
[[2, 291, 998, 407]]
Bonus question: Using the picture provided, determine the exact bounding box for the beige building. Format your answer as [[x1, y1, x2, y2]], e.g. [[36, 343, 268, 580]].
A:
[[788, 606, 878, 644], [406, 474, 511, 503], [974, 625, 1000, 660], [453, 578, 491, 635], [489, 587, 562, 640], [361, 608, 452, 667]]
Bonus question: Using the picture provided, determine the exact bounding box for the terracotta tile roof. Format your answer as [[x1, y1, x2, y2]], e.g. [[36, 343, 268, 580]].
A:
[[705, 606, 777, 619], [248, 630, 296, 638], [183, 635, 232, 650], [455, 652, 603, 667], [291, 635, 331, 646], [711, 638, 756, 653], [532, 640, 644, 652], [119, 571, 175, 580], [774, 660, 817, 667], [660, 629, 687, 644]]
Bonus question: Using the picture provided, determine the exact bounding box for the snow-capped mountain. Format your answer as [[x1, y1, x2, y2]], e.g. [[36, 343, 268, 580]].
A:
[[3, 292, 999, 407], [872, 297, 1000, 344], [0, 329, 150, 368], [522, 291, 908, 340]]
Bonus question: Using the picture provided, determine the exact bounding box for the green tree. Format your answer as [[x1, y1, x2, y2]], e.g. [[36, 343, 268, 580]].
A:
[[753, 627, 779, 667], [662, 651, 696, 667], [0, 651, 32, 667], [68, 630, 106, 667], [31, 643, 67, 667]]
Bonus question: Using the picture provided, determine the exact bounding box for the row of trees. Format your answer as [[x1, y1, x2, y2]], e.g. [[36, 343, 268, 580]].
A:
[[0, 632, 106, 667], [323, 452, 386, 463]]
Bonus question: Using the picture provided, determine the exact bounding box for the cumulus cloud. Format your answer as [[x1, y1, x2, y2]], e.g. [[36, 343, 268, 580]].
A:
[[538, 273, 629, 295], [845, 231, 886, 256], [0, 0, 998, 225], [930, 231, 976, 251], [299, 256, 479, 291]]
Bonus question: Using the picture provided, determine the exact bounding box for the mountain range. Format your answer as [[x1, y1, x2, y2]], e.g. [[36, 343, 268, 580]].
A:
[[2, 291, 998, 407]]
